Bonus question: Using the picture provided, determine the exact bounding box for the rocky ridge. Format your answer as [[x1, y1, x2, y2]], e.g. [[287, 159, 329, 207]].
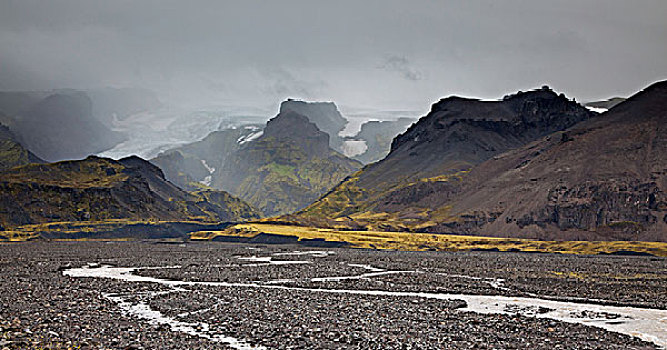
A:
[[290, 86, 595, 229], [0, 155, 259, 229], [214, 111, 362, 216]]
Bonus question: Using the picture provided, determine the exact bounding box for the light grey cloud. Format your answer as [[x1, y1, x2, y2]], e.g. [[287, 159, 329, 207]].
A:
[[0, 0, 665, 110], [379, 56, 423, 81], [257, 67, 328, 99]]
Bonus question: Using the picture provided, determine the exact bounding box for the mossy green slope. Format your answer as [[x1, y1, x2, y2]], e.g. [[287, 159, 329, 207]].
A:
[[151, 126, 263, 191], [0, 122, 43, 171], [215, 112, 362, 217], [0, 155, 259, 229]]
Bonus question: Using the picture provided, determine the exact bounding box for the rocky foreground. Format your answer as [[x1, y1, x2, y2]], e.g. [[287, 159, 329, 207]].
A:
[[1, 241, 665, 349]]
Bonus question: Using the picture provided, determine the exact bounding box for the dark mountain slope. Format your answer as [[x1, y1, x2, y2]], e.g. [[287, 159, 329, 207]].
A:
[[291, 87, 594, 224], [425, 80, 667, 241], [279, 100, 348, 151], [359, 87, 594, 190], [0, 156, 259, 228]]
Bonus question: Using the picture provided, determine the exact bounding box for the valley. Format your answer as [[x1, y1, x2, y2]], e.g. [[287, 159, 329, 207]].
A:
[[2, 2, 666, 349]]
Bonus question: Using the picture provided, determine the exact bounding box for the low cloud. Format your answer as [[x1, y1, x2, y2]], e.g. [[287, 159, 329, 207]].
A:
[[257, 67, 328, 100], [379, 56, 423, 81]]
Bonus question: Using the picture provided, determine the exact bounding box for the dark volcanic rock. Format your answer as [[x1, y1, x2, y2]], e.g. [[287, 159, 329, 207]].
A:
[[377, 87, 594, 189], [280, 99, 348, 151], [429, 80, 667, 240], [0, 242, 661, 349], [290, 86, 594, 229]]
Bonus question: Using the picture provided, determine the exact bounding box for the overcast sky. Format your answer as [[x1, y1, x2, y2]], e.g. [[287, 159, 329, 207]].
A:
[[1, 0, 666, 111]]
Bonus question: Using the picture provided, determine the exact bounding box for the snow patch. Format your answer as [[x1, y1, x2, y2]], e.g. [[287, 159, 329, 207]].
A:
[[342, 140, 367, 158], [586, 106, 608, 113], [238, 131, 264, 145]]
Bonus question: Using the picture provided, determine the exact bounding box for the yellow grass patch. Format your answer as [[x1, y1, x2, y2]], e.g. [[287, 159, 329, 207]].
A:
[[192, 223, 667, 257]]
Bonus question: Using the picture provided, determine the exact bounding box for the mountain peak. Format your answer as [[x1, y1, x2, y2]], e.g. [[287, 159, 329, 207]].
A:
[[389, 87, 592, 158], [264, 111, 323, 138], [278, 100, 348, 150], [280, 99, 339, 113], [261, 111, 330, 158]]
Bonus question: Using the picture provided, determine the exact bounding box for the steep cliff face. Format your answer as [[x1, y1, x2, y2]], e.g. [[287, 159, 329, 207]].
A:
[[0, 156, 259, 228], [292, 87, 594, 224], [371, 87, 595, 189], [279, 100, 348, 151], [425, 81, 667, 241], [214, 111, 362, 216]]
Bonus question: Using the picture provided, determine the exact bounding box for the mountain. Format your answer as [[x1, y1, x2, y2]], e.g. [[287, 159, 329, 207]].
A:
[[213, 111, 362, 216], [0, 155, 259, 229], [351, 117, 415, 164], [151, 125, 264, 191], [416, 80, 666, 241], [279, 100, 348, 151], [150, 100, 362, 217], [0, 120, 43, 171], [287, 86, 595, 229], [0, 91, 126, 161]]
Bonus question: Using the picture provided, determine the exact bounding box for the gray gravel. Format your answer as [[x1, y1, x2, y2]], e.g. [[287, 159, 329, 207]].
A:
[[0, 241, 662, 349]]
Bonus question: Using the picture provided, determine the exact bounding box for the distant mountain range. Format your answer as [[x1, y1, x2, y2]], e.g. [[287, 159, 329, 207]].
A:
[[285, 82, 667, 241], [151, 125, 265, 191], [351, 117, 415, 164], [153, 104, 362, 217], [151, 100, 377, 217], [1, 82, 664, 243], [214, 110, 361, 216], [0, 90, 127, 162], [280, 100, 348, 152]]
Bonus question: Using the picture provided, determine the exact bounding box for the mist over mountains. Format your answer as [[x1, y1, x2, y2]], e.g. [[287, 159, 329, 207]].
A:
[[2, 3, 667, 350], [0, 1, 665, 243]]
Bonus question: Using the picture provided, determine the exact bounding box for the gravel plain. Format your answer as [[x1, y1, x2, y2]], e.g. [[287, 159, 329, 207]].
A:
[[0, 241, 665, 349]]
